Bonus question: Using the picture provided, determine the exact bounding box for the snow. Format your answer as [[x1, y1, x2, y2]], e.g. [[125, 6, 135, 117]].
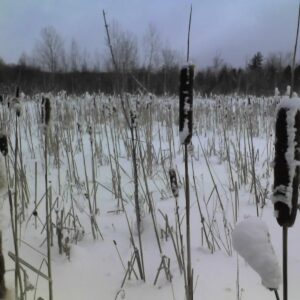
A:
[[179, 118, 189, 144], [1, 94, 300, 300], [232, 217, 281, 290]]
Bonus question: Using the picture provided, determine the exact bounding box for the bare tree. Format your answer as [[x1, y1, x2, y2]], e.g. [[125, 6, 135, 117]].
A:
[[104, 20, 139, 73], [265, 52, 284, 70], [161, 45, 181, 94], [60, 47, 69, 72], [161, 46, 180, 70], [80, 49, 91, 72], [212, 51, 224, 72], [34, 26, 64, 73], [92, 50, 102, 72], [69, 39, 81, 72], [142, 23, 161, 90], [143, 23, 161, 71], [18, 52, 30, 67]]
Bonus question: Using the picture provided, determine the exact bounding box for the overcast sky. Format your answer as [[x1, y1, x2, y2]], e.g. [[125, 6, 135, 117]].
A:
[[0, 0, 299, 68]]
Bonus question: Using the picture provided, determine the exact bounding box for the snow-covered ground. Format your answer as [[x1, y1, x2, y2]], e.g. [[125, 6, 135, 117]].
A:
[[0, 93, 299, 300]]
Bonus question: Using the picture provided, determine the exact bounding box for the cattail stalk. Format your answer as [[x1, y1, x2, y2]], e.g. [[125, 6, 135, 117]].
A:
[[89, 126, 98, 213], [179, 64, 194, 300], [34, 161, 37, 229], [130, 113, 145, 280], [0, 231, 6, 299], [13, 112, 24, 300], [42, 97, 53, 300]]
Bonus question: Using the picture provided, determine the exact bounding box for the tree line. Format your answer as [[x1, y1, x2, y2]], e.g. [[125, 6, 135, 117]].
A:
[[0, 25, 299, 96]]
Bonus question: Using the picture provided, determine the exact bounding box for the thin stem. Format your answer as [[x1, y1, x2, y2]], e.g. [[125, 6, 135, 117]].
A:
[[283, 226, 288, 300], [185, 143, 193, 300], [45, 126, 53, 300], [290, 2, 300, 98], [187, 5, 193, 62], [102, 10, 118, 72], [274, 289, 280, 300]]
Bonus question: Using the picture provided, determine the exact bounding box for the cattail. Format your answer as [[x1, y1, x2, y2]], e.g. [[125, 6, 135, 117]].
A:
[[41, 97, 51, 125], [130, 110, 137, 128], [169, 168, 179, 198], [88, 125, 92, 136], [77, 122, 81, 133], [14, 100, 21, 117], [0, 134, 8, 157], [13, 87, 21, 117], [179, 65, 194, 145], [15, 87, 19, 98], [273, 98, 300, 227], [0, 135, 7, 193]]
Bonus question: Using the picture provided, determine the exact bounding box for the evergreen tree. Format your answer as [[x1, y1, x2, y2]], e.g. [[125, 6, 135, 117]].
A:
[[249, 52, 263, 71]]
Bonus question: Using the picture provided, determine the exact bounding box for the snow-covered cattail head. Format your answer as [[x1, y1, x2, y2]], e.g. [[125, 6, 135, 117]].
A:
[[232, 217, 281, 290], [0, 133, 8, 157], [179, 65, 194, 145], [272, 97, 300, 227], [41, 97, 51, 125], [169, 168, 179, 198]]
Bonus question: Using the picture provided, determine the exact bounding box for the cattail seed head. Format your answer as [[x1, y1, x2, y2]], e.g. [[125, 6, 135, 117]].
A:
[[0, 133, 8, 157], [41, 97, 51, 125], [15, 86, 19, 98], [9, 97, 22, 117], [130, 110, 137, 128], [77, 122, 81, 132], [179, 65, 194, 145], [88, 125, 92, 136], [0, 141, 7, 193], [169, 168, 179, 198], [273, 99, 300, 227]]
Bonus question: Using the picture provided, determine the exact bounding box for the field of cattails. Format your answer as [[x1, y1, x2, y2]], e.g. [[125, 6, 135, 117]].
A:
[[0, 92, 299, 300]]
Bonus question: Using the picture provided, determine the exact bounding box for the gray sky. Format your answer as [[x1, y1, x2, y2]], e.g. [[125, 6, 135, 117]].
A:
[[0, 0, 299, 68]]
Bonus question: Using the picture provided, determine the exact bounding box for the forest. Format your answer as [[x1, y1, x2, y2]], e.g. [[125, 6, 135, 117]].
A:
[[0, 26, 298, 96]]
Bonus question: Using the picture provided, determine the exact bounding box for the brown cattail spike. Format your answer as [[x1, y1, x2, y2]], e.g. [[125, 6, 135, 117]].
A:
[[0, 134, 8, 157], [179, 65, 194, 145], [41, 97, 51, 125], [169, 168, 179, 198], [273, 105, 300, 227], [15, 99, 21, 117], [15, 86, 19, 98]]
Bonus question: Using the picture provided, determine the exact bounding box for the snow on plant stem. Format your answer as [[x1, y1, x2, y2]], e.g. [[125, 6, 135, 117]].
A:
[[232, 217, 281, 290]]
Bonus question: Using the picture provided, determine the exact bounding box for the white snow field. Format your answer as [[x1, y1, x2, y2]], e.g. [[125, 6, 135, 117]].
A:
[[1, 93, 300, 300]]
